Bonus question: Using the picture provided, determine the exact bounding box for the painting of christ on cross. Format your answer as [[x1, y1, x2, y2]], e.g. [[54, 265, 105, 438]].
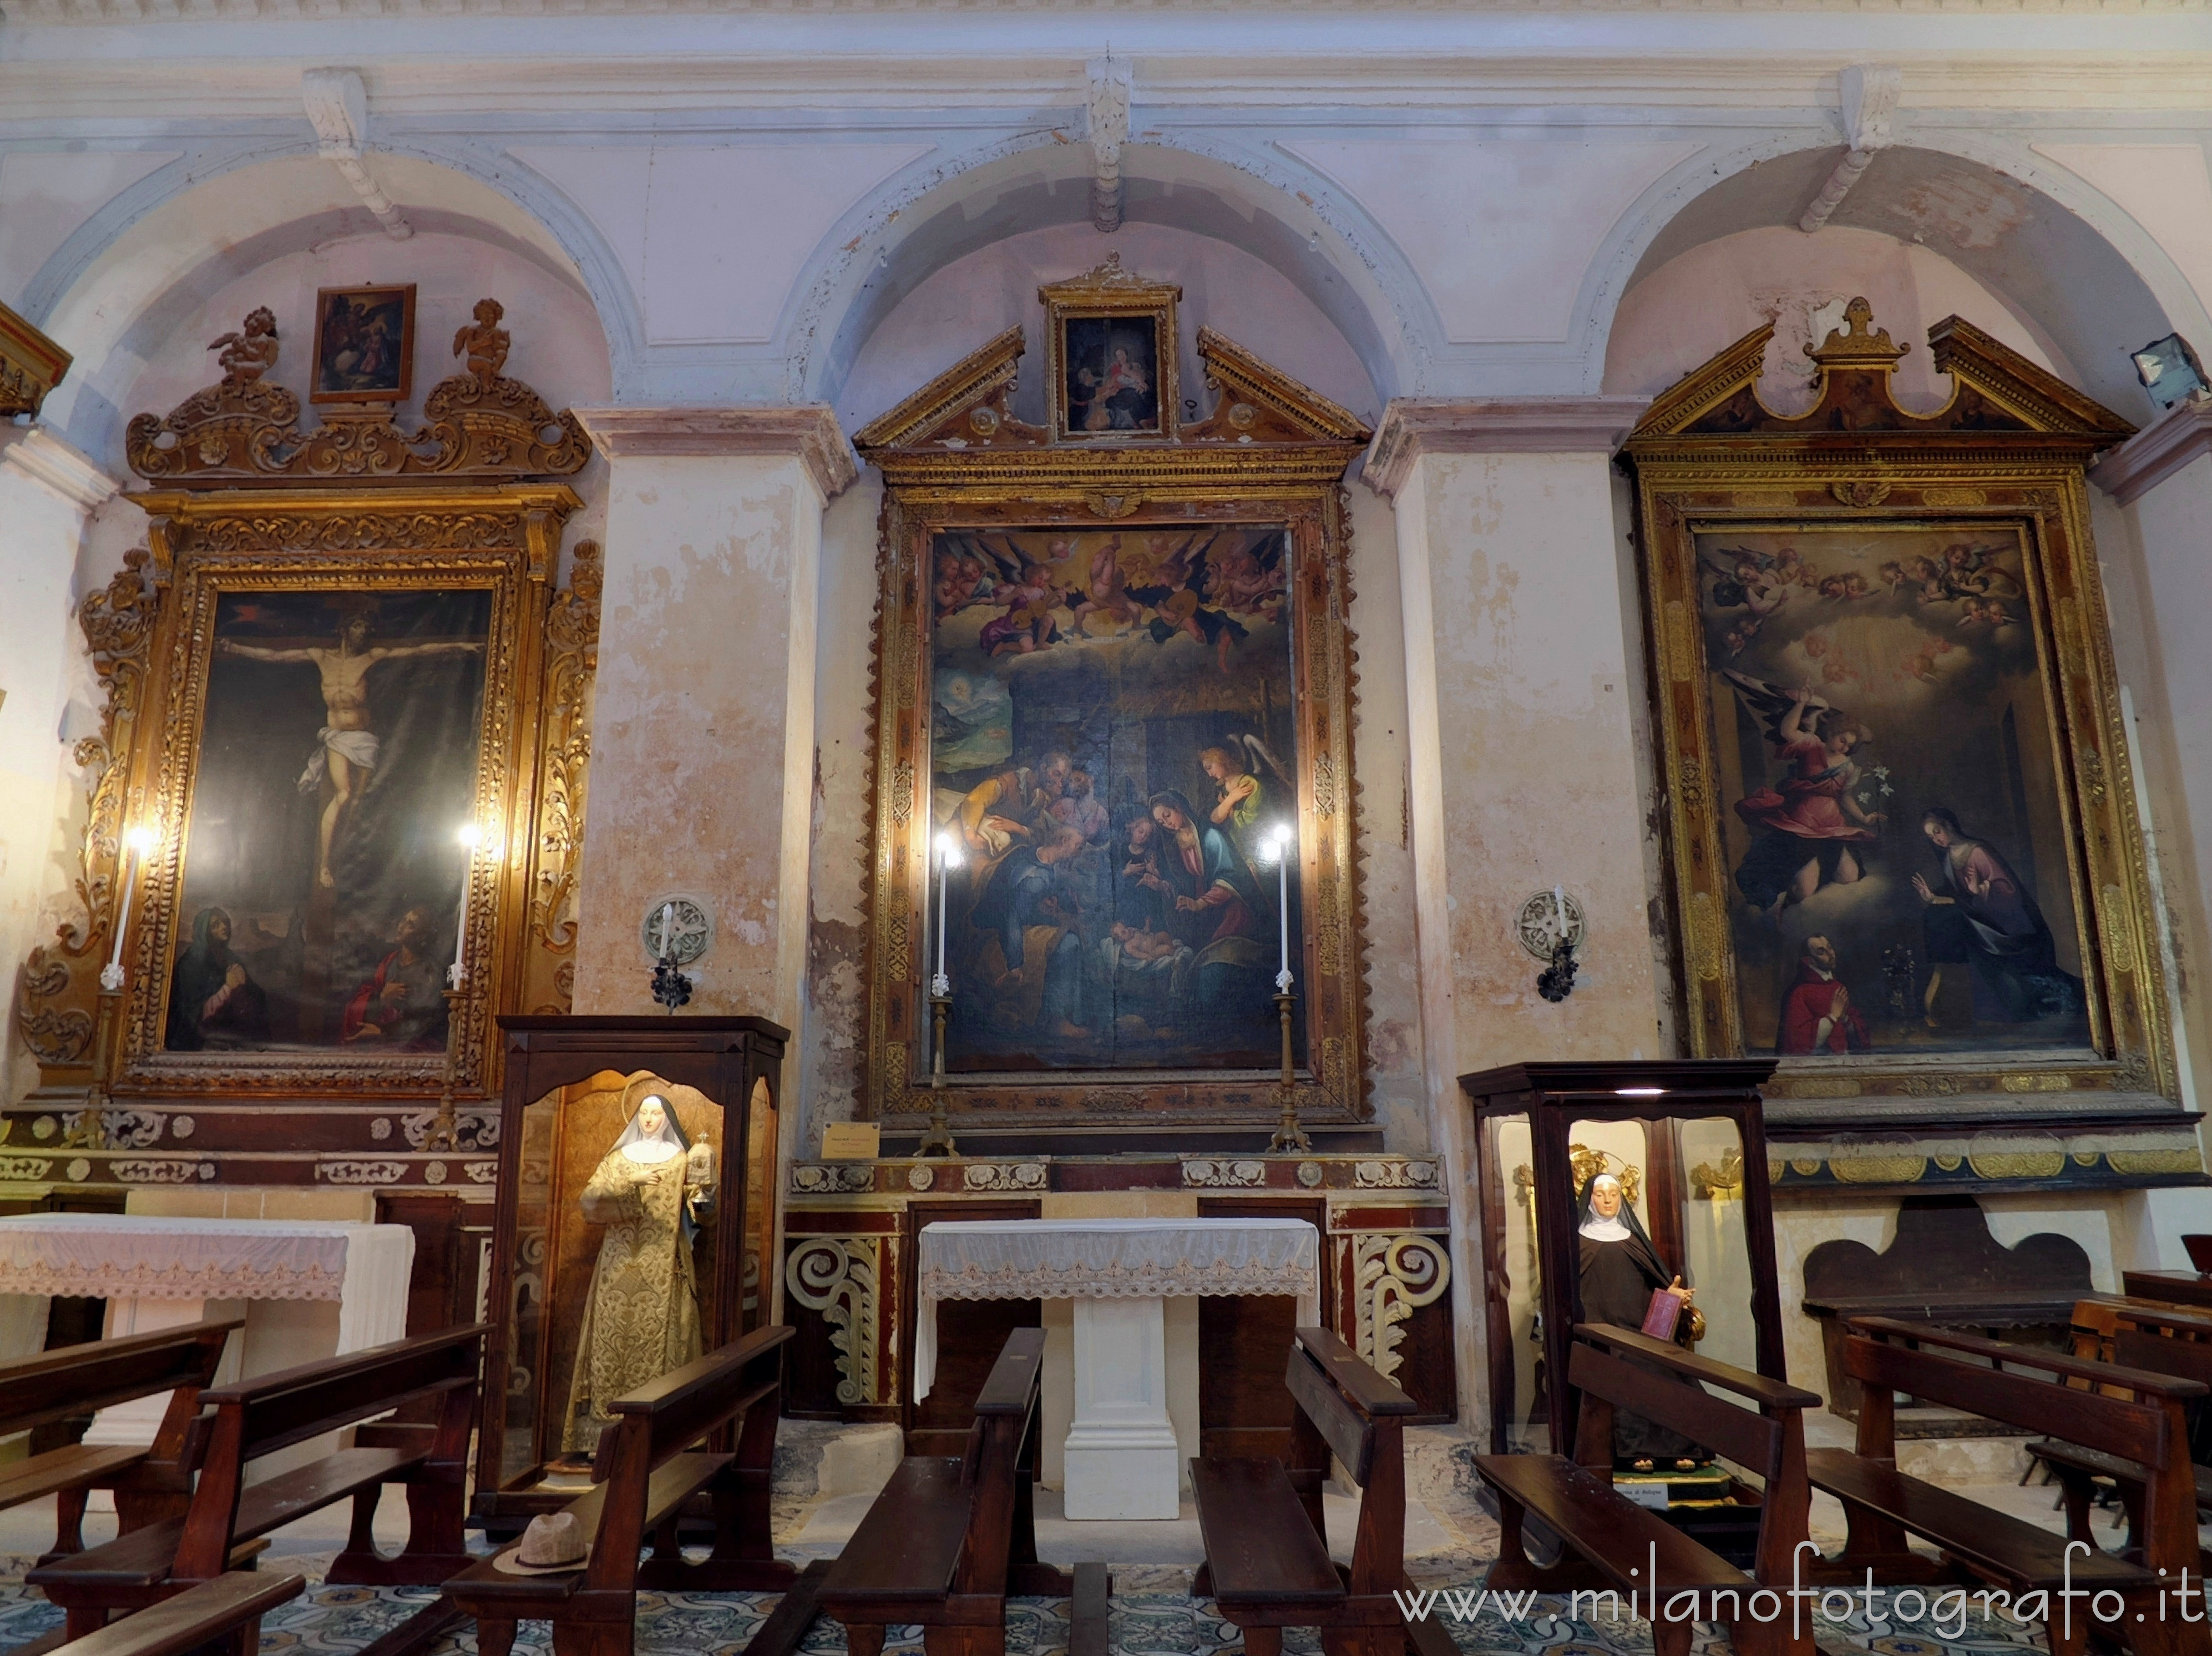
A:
[[164, 587, 493, 1054]]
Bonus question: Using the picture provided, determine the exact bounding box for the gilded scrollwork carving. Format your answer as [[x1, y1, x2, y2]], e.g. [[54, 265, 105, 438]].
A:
[[125, 297, 590, 486], [524, 540, 602, 1014], [16, 547, 164, 1069]]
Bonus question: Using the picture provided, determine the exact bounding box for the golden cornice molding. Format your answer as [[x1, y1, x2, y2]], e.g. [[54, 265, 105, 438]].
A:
[[1360, 396, 1648, 499], [2091, 398, 2212, 508], [0, 300, 72, 421], [569, 405, 860, 501]]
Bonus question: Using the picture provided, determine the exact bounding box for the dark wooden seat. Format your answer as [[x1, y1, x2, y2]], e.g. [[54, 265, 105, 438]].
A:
[[29, 1322, 488, 1656], [2030, 1296, 2212, 1563], [1192, 1325, 1455, 1656], [1476, 1322, 1820, 1656], [818, 1326, 1097, 1656], [447, 1324, 796, 1656], [52, 1569, 304, 1656], [0, 1317, 241, 1562], [1808, 1314, 2208, 1656]]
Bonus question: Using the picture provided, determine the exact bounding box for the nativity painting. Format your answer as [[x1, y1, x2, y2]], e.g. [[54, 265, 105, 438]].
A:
[[164, 587, 491, 1055], [928, 525, 1300, 1073], [1697, 524, 2092, 1059]]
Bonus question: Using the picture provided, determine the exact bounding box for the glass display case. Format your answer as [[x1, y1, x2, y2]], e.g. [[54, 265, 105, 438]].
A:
[[1463, 1060, 1784, 1462], [475, 1014, 786, 1522]]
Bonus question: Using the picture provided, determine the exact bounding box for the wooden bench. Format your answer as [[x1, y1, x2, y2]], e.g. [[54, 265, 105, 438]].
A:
[[2032, 1296, 2212, 1562], [818, 1326, 1096, 1656], [29, 1323, 488, 1655], [1808, 1314, 2208, 1656], [0, 1317, 240, 1564], [448, 1324, 796, 1656], [1475, 1322, 1821, 1656], [50, 1569, 304, 1656], [1190, 1325, 1456, 1656]]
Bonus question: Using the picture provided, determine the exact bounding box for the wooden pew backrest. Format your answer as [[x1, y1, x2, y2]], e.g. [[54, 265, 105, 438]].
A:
[[196, 1325, 490, 1465], [598, 1321, 794, 1480], [1284, 1326, 1413, 1490], [0, 1320, 241, 1440], [1842, 1316, 2201, 1468]]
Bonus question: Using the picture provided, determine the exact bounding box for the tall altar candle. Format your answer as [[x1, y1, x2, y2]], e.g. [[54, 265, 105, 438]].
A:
[[933, 831, 961, 993], [1272, 824, 1293, 990], [453, 824, 480, 983], [108, 827, 155, 974]]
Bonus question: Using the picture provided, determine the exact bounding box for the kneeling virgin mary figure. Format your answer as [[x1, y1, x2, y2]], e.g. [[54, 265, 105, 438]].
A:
[[1575, 1170, 1708, 1472], [563, 1091, 715, 1451]]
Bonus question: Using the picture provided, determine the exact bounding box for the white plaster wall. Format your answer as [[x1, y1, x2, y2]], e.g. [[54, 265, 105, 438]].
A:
[[838, 222, 1378, 435], [1604, 225, 2072, 410]]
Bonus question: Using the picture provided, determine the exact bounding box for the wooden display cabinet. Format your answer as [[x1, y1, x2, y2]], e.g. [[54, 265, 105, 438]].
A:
[[1462, 1059, 1785, 1461], [473, 1014, 786, 1522]]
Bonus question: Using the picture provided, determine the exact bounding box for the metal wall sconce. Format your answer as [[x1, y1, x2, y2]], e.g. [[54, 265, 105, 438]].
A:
[[1516, 887, 1585, 1003]]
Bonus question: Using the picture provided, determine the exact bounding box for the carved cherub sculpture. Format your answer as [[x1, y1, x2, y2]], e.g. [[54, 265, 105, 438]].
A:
[[453, 298, 509, 387], [206, 308, 280, 392]]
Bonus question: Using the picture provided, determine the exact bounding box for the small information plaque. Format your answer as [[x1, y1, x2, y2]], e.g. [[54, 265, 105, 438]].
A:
[[821, 1122, 881, 1161]]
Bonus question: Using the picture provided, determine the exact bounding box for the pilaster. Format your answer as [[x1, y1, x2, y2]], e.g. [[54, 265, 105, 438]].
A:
[[566, 406, 856, 1034], [1363, 395, 1659, 1426]]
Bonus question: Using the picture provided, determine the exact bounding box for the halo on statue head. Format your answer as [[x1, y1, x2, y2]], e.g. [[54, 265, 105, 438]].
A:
[[614, 1073, 692, 1154]]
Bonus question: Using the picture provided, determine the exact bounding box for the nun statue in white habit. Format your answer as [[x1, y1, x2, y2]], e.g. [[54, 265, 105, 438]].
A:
[[1574, 1170, 1710, 1472], [563, 1089, 716, 1452]]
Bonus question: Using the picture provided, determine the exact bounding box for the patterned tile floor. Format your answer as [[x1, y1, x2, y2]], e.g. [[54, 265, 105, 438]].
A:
[[0, 1553, 2059, 1656]]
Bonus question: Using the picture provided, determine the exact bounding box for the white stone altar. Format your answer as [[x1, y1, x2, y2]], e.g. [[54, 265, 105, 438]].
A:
[[0, 1213, 414, 1454], [914, 1216, 1319, 1521]]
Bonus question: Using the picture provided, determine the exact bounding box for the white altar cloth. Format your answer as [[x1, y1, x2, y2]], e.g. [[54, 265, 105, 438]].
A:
[[913, 1217, 1320, 1401], [914, 1217, 1319, 1521], [0, 1215, 413, 1451]]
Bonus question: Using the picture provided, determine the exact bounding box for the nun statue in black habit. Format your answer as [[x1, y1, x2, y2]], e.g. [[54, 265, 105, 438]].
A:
[[1574, 1170, 1710, 1472]]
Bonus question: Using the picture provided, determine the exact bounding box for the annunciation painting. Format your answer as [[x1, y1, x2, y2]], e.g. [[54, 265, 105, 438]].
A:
[[164, 588, 488, 1055], [1698, 523, 2090, 1058], [931, 526, 1300, 1072]]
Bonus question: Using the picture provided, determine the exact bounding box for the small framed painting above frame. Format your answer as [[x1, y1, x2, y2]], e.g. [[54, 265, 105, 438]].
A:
[[310, 282, 416, 405], [1042, 256, 1178, 443], [1623, 300, 2176, 1112]]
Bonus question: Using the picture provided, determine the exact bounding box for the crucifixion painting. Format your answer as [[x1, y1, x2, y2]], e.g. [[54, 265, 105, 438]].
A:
[[165, 588, 493, 1053]]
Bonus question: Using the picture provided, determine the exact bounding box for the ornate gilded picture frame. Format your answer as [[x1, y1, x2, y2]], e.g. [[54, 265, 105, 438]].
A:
[[1624, 300, 2176, 1113], [16, 296, 599, 1108], [1042, 256, 1180, 443], [852, 289, 1371, 1132]]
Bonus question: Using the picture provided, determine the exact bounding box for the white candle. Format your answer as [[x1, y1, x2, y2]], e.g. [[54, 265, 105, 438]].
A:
[[1278, 849, 1290, 980], [1554, 884, 1568, 945], [659, 901, 674, 957], [452, 825, 480, 984], [932, 831, 960, 996], [108, 829, 153, 973]]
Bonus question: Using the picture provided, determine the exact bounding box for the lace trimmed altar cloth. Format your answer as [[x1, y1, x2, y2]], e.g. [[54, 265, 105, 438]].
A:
[[0, 1215, 415, 1447], [913, 1216, 1319, 1401]]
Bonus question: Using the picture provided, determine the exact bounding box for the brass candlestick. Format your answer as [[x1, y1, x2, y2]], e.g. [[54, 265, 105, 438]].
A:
[[425, 983, 466, 1153], [915, 988, 958, 1158], [1268, 986, 1310, 1154]]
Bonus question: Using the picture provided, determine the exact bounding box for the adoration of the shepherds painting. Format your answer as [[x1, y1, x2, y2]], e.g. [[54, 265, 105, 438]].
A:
[[163, 588, 489, 1054], [1698, 523, 2092, 1058], [1060, 316, 1161, 436], [930, 524, 1301, 1073]]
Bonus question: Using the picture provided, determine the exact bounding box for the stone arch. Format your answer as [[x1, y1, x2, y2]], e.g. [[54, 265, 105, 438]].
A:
[[32, 147, 620, 461], [795, 130, 1431, 412], [1590, 134, 2206, 415]]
